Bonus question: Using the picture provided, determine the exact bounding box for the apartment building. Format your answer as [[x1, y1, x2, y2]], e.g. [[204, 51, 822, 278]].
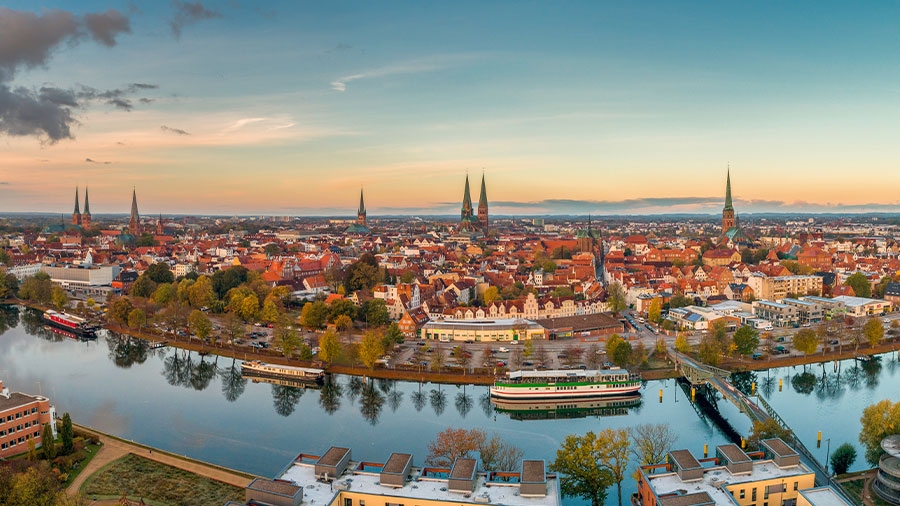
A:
[[0, 380, 57, 459]]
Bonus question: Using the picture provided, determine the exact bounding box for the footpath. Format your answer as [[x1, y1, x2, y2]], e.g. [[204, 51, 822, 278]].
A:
[[68, 423, 255, 496]]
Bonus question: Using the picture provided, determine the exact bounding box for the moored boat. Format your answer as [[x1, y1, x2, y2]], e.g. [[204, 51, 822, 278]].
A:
[[42, 310, 98, 339], [490, 367, 641, 399], [240, 360, 325, 385], [491, 393, 642, 420]]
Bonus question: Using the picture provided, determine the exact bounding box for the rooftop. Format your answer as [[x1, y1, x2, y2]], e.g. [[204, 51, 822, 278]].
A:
[[647, 460, 813, 506], [799, 487, 853, 506], [0, 391, 46, 412], [279, 460, 560, 506], [318, 447, 350, 467]]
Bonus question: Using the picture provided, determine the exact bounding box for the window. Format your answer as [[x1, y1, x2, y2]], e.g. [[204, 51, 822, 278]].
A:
[[344, 499, 351, 506], [740, 490, 745, 499], [752, 488, 757, 501], [793, 482, 798, 491]]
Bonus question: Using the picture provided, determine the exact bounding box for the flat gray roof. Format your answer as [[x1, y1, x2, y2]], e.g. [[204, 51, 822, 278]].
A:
[[717, 444, 750, 464], [522, 460, 545, 484], [450, 458, 477, 480], [0, 392, 43, 412], [247, 478, 300, 497], [762, 438, 797, 458], [658, 492, 714, 506], [669, 450, 701, 470]]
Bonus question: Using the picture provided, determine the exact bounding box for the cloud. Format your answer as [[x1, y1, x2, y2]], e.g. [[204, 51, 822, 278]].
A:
[[161, 125, 191, 135], [170, 0, 222, 38], [0, 7, 135, 142], [491, 197, 722, 213], [107, 98, 132, 111], [0, 181, 9, 185], [83, 9, 131, 47], [331, 61, 441, 91], [85, 157, 111, 164]]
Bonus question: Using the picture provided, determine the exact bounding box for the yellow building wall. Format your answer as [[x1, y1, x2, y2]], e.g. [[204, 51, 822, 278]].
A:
[[725, 472, 816, 506], [332, 490, 485, 506]]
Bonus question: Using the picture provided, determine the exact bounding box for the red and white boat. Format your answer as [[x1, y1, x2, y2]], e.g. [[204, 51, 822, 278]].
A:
[[42, 310, 98, 339]]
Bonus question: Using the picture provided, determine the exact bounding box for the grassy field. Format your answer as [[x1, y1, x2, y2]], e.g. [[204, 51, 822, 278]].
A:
[[62, 441, 103, 487], [82, 453, 244, 506], [841, 476, 893, 506]]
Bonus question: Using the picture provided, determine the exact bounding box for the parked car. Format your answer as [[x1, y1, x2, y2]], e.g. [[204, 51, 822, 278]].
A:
[[498, 346, 509, 353]]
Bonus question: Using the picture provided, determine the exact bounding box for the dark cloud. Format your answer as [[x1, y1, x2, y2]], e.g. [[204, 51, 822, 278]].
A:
[[130, 83, 158, 90], [170, 1, 222, 38], [0, 7, 137, 142], [107, 98, 132, 111], [0, 181, 9, 185], [139, 97, 153, 104], [161, 125, 191, 135], [0, 84, 76, 141], [85, 157, 111, 164], [83, 9, 131, 47]]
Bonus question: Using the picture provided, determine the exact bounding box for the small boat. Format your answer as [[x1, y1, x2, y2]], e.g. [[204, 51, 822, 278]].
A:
[[149, 341, 168, 350], [490, 367, 641, 399], [240, 360, 325, 385], [42, 310, 98, 339]]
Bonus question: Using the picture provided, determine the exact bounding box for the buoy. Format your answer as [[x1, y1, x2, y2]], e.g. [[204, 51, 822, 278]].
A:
[[703, 444, 708, 458], [751, 382, 756, 395], [741, 438, 746, 449], [779, 378, 783, 391], [691, 386, 696, 402], [817, 431, 822, 448], [659, 389, 663, 403]]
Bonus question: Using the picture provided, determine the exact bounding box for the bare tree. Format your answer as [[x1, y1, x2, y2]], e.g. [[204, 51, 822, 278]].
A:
[[628, 423, 678, 467]]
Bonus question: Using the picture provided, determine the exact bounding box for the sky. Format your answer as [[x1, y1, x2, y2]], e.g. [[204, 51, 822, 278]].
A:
[[2, 1, 900, 217]]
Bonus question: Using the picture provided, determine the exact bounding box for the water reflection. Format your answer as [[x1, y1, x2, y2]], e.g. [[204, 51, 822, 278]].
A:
[[0, 305, 20, 336], [359, 380, 385, 425], [455, 388, 473, 418], [411, 386, 426, 412], [106, 332, 151, 368], [791, 371, 816, 394], [430, 387, 447, 416], [318, 375, 343, 415], [490, 394, 643, 421], [220, 358, 247, 402], [272, 384, 305, 417]]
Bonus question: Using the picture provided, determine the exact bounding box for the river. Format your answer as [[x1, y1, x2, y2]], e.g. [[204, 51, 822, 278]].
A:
[[1, 305, 897, 505]]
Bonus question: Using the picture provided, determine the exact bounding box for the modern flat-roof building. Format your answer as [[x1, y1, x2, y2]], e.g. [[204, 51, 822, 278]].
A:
[[636, 439, 831, 506], [800, 296, 891, 318], [747, 275, 823, 302], [780, 299, 824, 326], [0, 380, 57, 459], [422, 318, 546, 342], [752, 300, 799, 328], [227, 445, 560, 506]]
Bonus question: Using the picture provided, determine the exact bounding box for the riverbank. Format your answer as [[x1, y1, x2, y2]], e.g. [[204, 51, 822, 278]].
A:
[[8, 299, 900, 386], [69, 422, 256, 497]]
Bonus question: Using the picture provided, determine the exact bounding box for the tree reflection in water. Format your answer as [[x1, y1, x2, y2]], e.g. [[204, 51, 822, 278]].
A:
[[220, 358, 246, 402], [359, 379, 385, 425], [479, 392, 493, 418], [411, 384, 426, 412], [319, 375, 343, 415], [191, 356, 218, 391], [861, 358, 881, 388], [730, 371, 757, 396], [21, 309, 49, 337], [272, 384, 304, 417], [106, 332, 150, 368], [455, 389, 473, 418], [386, 386, 403, 413], [345, 376, 364, 404], [429, 387, 446, 416], [162, 350, 193, 388], [790, 371, 817, 395], [0, 305, 21, 336]]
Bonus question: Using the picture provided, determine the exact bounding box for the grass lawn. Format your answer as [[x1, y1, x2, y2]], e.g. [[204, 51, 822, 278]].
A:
[[62, 441, 103, 487], [82, 453, 244, 506], [841, 476, 893, 506]]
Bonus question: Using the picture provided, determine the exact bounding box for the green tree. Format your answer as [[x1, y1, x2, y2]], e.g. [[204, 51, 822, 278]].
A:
[[223, 311, 245, 344], [606, 283, 627, 313], [188, 309, 212, 341], [18, 272, 53, 304], [300, 301, 328, 329], [145, 262, 175, 283], [109, 297, 134, 326], [874, 276, 893, 298], [698, 334, 722, 367], [152, 282, 177, 305], [50, 285, 68, 310], [647, 299, 661, 324], [238, 293, 259, 322], [26, 435, 37, 461], [732, 325, 760, 357], [747, 418, 791, 450], [0, 273, 19, 299], [130, 273, 156, 298], [60, 412, 74, 455], [674, 333, 691, 353], [362, 299, 390, 327], [668, 293, 693, 309], [334, 314, 353, 333], [319, 330, 342, 365], [358, 330, 385, 370], [629, 423, 678, 467], [272, 315, 301, 357], [830, 443, 857, 475], [127, 308, 147, 330], [328, 298, 357, 322], [863, 317, 884, 347], [384, 322, 404, 345], [606, 335, 631, 368], [40, 423, 56, 460], [187, 275, 215, 308], [859, 399, 900, 465], [260, 298, 280, 324], [605, 334, 625, 361], [211, 266, 249, 300], [483, 286, 500, 305], [343, 253, 380, 292], [793, 328, 819, 356], [844, 272, 872, 298], [550, 431, 617, 506]]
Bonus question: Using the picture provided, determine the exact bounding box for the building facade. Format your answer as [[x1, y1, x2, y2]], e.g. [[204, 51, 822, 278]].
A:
[[0, 380, 57, 459]]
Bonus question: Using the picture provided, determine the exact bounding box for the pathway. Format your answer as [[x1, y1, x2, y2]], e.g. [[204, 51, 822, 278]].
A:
[[69, 424, 254, 497]]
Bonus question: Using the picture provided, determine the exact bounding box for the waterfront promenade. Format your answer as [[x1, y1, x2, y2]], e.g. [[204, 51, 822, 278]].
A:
[[69, 423, 255, 496]]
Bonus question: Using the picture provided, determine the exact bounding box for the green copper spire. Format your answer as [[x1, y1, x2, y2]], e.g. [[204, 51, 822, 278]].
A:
[[478, 174, 487, 207], [724, 167, 733, 211], [461, 174, 473, 219]]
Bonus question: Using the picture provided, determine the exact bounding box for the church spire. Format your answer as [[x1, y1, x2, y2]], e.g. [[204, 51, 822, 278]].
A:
[[83, 187, 90, 215], [129, 188, 140, 235], [477, 173, 488, 234], [72, 187, 81, 226], [724, 165, 733, 211], [357, 188, 367, 227], [81, 186, 92, 228], [460, 174, 477, 232]]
